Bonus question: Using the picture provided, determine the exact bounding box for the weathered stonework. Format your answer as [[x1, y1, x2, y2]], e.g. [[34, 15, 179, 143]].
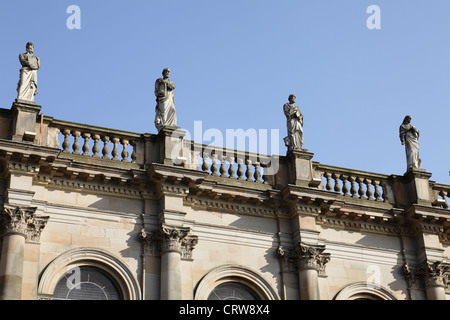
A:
[[0, 63, 448, 300], [0, 205, 48, 242]]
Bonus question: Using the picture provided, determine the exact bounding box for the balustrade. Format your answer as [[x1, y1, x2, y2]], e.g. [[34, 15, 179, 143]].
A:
[[189, 144, 268, 183], [320, 166, 389, 202], [51, 120, 141, 164], [433, 185, 450, 209]]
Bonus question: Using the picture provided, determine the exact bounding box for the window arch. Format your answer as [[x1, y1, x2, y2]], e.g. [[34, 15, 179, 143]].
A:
[[38, 247, 141, 300], [334, 282, 397, 300], [195, 264, 279, 300], [53, 266, 123, 300]]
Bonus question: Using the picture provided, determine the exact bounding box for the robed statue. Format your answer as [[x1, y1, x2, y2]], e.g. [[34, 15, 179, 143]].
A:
[[17, 42, 40, 102], [399, 115, 421, 171], [154, 68, 177, 131], [283, 94, 303, 151]]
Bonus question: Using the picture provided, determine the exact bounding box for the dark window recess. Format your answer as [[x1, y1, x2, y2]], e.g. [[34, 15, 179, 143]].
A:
[[208, 282, 259, 300], [53, 266, 122, 300]]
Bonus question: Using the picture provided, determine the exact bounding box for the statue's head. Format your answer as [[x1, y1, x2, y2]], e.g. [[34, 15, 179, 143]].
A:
[[162, 68, 171, 78], [26, 42, 34, 53], [288, 94, 296, 103], [403, 115, 411, 124]]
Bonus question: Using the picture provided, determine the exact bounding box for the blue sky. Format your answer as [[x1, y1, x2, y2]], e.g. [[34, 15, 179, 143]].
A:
[[0, 0, 449, 184]]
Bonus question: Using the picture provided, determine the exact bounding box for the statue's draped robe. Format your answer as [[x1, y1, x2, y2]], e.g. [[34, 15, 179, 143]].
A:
[[154, 78, 177, 131], [284, 103, 303, 150], [399, 124, 420, 170], [17, 53, 39, 101]]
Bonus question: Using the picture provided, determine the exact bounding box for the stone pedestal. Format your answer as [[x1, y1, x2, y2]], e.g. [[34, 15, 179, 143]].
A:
[[156, 126, 187, 166], [400, 168, 433, 207], [286, 149, 320, 187], [10, 100, 41, 144]]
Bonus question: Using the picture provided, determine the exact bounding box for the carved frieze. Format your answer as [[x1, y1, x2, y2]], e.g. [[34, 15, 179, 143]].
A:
[[0, 205, 49, 242]]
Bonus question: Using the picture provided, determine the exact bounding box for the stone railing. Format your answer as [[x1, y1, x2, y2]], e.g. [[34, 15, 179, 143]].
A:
[[185, 142, 279, 184], [48, 119, 144, 164], [315, 164, 393, 204], [432, 184, 450, 209]]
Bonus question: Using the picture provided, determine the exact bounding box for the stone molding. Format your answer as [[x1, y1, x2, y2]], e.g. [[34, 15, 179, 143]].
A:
[[0, 205, 49, 242], [140, 224, 198, 259], [277, 243, 330, 276]]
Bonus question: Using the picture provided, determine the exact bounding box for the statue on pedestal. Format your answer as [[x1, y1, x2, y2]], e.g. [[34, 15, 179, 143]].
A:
[[17, 42, 40, 102], [154, 68, 177, 131], [399, 115, 421, 171], [283, 94, 303, 152]]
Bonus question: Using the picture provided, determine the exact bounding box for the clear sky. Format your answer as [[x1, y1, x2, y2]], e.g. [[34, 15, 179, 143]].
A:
[[0, 0, 449, 184]]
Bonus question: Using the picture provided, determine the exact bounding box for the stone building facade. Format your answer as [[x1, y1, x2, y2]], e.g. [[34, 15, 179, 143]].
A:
[[0, 98, 449, 300]]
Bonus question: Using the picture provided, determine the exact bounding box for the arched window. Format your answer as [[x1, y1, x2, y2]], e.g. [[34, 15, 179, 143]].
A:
[[195, 265, 279, 300], [334, 282, 397, 300], [38, 247, 141, 300], [208, 282, 258, 300], [53, 266, 122, 300]]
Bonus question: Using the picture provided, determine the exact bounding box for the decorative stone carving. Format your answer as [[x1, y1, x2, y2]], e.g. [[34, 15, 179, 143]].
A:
[[399, 115, 421, 171], [140, 224, 198, 259], [277, 243, 330, 276], [297, 243, 330, 276], [0, 205, 49, 242], [277, 246, 298, 273], [283, 94, 303, 152], [425, 261, 449, 288], [17, 42, 40, 102], [403, 261, 450, 290], [154, 68, 177, 132]]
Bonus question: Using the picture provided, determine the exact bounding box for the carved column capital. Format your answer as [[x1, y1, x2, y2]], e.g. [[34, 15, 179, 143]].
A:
[[277, 243, 331, 276], [297, 243, 331, 275], [403, 261, 450, 290], [140, 224, 198, 259], [0, 205, 49, 242], [425, 261, 449, 288], [277, 246, 298, 273]]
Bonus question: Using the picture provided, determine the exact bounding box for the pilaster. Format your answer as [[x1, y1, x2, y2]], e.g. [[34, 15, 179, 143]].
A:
[[140, 224, 198, 300], [277, 242, 330, 300], [0, 205, 48, 300]]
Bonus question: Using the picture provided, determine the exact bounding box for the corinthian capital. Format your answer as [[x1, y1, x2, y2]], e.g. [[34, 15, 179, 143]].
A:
[[140, 224, 198, 259], [425, 261, 449, 289], [0, 205, 49, 242], [297, 243, 331, 275]]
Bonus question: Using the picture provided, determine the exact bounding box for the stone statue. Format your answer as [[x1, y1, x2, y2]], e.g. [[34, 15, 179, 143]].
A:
[[17, 42, 40, 102], [283, 94, 303, 151], [154, 68, 177, 131], [399, 115, 421, 171]]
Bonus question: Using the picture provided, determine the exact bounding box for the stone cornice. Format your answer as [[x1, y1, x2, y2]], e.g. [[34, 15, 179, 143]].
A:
[[0, 204, 49, 242]]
